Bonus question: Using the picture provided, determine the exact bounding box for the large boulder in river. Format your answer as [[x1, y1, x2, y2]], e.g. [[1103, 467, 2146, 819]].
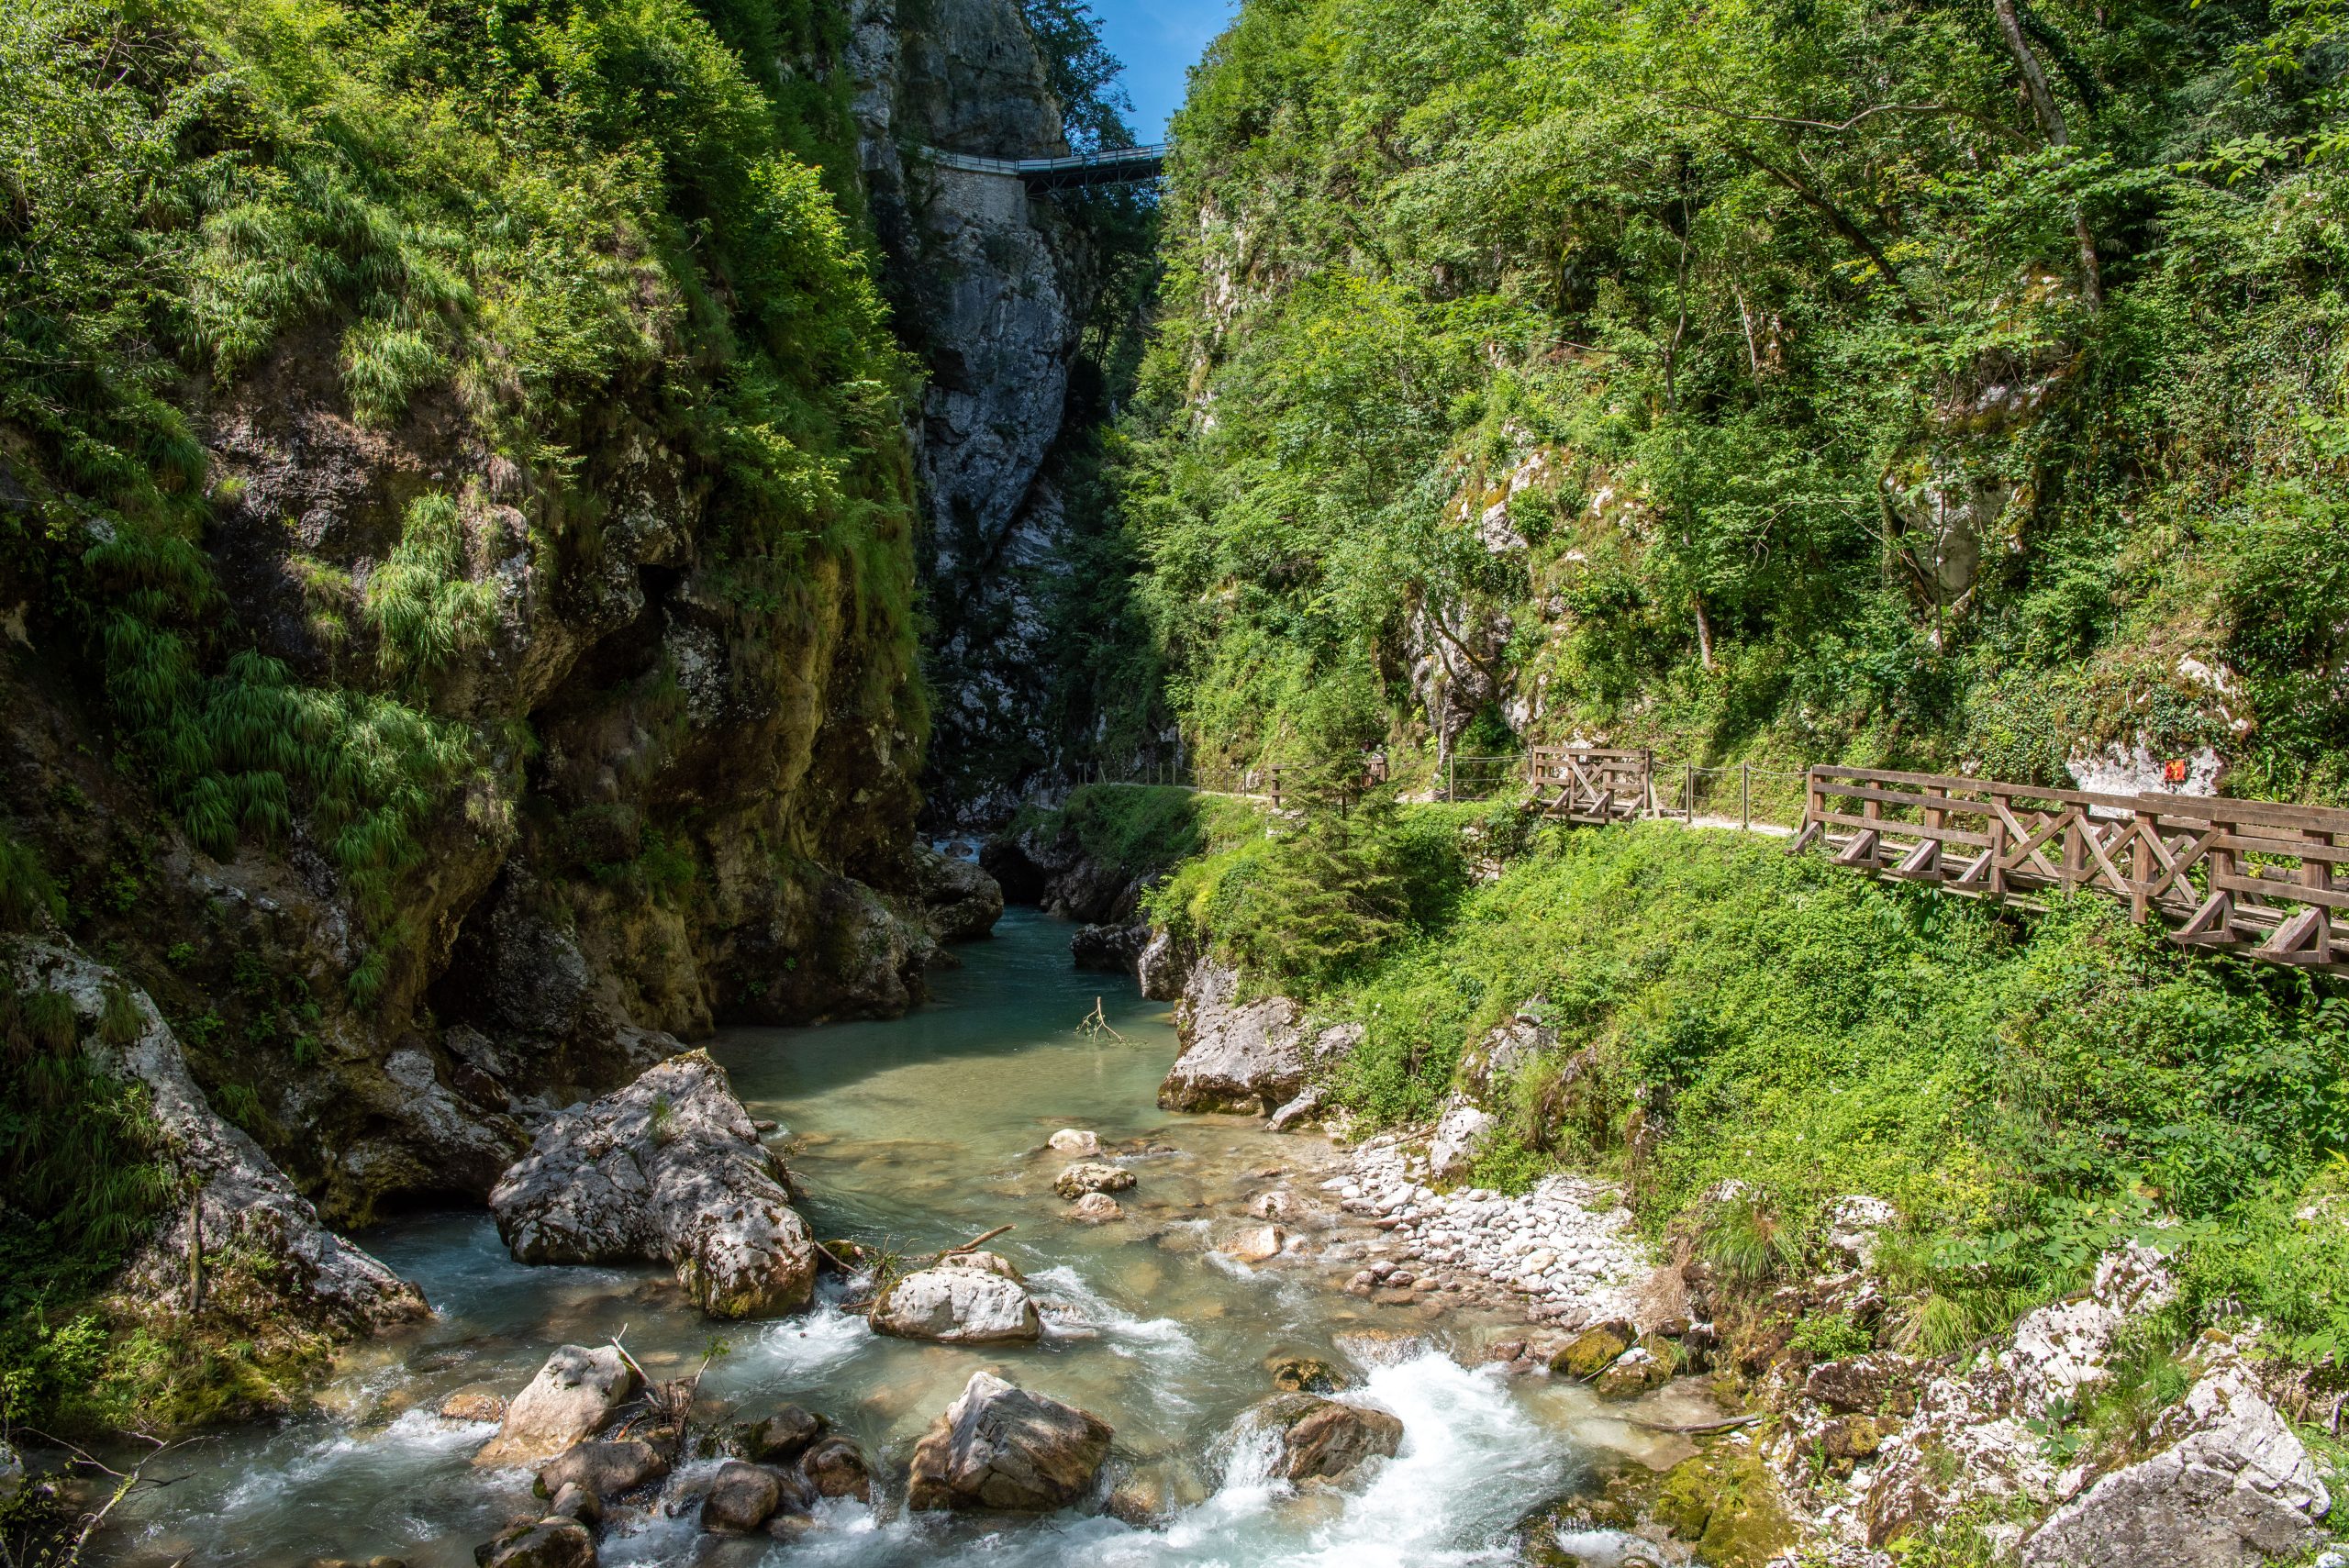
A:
[[914, 844, 1004, 943], [488, 1051, 816, 1318], [1160, 961, 1308, 1115], [475, 1345, 640, 1468], [1136, 929, 1193, 1001], [1243, 1393, 1404, 1482], [2020, 1366, 2331, 1567], [1159, 961, 1363, 1116], [1053, 1161, 1133, 1198], [907, 1370, 1115, 1512], [870, 1253, 1041, 1344]]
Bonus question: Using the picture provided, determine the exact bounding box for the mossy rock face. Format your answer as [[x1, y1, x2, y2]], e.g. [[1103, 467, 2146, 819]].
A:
[[1552, 1320, 1635, 1379], [1653, 1450, 1795, 1568]]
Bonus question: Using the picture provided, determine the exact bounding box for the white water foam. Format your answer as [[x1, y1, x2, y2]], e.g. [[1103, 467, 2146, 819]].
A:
[[1027, 1263, 1197, 1362]]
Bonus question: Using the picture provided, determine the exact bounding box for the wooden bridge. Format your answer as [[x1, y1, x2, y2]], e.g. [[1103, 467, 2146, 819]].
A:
[[1507, 749, 2349, 970], [1793, 767, 2349, 971], [921, 144, 1168, 192]]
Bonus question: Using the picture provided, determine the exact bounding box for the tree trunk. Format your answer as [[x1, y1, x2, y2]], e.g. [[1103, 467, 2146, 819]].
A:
[[1992, 0, 2104, 309]]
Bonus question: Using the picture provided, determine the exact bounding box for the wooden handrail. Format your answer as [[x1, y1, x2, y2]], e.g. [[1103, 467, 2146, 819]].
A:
[[1792, 765, 2349, 972]]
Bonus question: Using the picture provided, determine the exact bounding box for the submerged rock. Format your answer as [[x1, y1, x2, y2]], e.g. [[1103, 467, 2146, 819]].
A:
[[2021, 1366, 2331, 1567], [536, 1440, 666, 1501], [1221, 1224, 1286, 1263], [488, 1051, 816, 1318], [907, 1370, 1115, 1512], [474, 1516, 596, 1568], [1242, 1393, 1404, 1482], [475, 1346, 639, 1469], [1066, 1192, 1123, 1222], [1053, 1161, 1134, 1199], [1265, 1354, 1344, 1394], [1047, 1129, 1100, 1155], [871, 1253, 1041, 1344]]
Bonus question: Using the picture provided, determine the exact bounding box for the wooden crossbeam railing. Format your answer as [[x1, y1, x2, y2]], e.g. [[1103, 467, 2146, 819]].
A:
[[1792, 766, 2349, 972], [1523, 746, 1653, 825]]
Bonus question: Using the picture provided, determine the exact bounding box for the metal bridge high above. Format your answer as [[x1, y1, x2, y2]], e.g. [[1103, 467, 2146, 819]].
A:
[[921, 143, 1168, 192]]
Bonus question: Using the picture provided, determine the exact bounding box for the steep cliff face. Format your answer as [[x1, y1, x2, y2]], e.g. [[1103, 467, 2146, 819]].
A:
[[0, 0, 1006, 1240], [850, 0, 1152, 824]]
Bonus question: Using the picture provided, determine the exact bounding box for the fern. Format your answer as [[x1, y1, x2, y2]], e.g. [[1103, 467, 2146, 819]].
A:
[[364, 492, 499, 682]]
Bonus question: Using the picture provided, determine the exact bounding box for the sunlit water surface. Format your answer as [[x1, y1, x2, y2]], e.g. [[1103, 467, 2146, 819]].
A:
[[108, 911, 1688, 1567]]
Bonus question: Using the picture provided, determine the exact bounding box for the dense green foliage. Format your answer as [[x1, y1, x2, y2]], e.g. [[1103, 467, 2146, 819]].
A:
[[0, 0, 922, 980], [0, 0, 932, 1435], [1118, 0, 2349, 799], [1010, 782, 1266, 885], [1169, 812, 2349, 1353]]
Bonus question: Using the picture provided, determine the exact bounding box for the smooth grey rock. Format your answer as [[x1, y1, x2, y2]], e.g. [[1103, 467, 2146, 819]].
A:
[[2021, 1367, 2330, 1567], [475, 1346, 639, 1469], [1159, 962, 1308, 1115], [1268, 1086, 1324, 1132], [488, 1052, 814, 1318], [870, 1262, 1041, 1343], [798, 1433, 872, 1500], [1428, 1100, 1496, 1180], [907, 1371, 1114, 1512], [1047, 1128, 1099, 1155]]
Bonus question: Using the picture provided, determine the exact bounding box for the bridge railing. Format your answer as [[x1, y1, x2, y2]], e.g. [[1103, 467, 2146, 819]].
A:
[[1793, 765, 2349, 969], [1524, 746, 1653, 824]]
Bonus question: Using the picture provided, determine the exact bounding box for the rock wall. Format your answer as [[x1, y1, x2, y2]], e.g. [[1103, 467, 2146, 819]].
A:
[[0, 1, 1089, 1232], [850, 0, 1119, 824]]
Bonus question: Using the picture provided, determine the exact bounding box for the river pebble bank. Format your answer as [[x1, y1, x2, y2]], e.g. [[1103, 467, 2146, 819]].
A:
[[1308, 1130, 1653, 1329]]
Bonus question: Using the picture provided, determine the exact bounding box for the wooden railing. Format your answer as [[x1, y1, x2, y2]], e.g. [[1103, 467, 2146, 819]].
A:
[[1793, 766, 2349, 970], [1524, 747, 1653, 825]]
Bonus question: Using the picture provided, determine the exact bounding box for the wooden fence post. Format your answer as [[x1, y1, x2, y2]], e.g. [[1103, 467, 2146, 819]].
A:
[[1741, 763, 1751, 831], [1686, 763, 1697, 825]]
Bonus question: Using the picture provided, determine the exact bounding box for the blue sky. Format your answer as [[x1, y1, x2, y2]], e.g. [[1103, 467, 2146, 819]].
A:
[[1095, 0, 1239, 141]]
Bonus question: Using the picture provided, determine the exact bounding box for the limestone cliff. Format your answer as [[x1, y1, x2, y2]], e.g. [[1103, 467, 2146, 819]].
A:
[[851, 0, 1156, 824]]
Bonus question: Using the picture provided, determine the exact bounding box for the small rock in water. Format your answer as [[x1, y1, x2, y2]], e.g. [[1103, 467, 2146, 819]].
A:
[[1222, 1224, 1286, 1263], [870, 1259, 1041, 1344], [1265, 1353, 1345, 1394], [546, 1482, 600, 1527], [438, 1388, 508, 1425], [738, 1405, 825, 1463], [907, 1370, 1115, 1512], [474, 1346, 639, 1469], [475, 1516, 596, 1568], [1249, 1189, 1297, 1221], [1242, 1393, 1404, 1482], [700, 1460, 785, 1534], [1067, 1192, 1123, 1222], [797, 1433, 873, 1501], [1054, 1161, 1135, 1199], [1048, 1129, 1101, 1155], [537, 1439, 667, 1500], [1549, 1321, 1635, 1381]]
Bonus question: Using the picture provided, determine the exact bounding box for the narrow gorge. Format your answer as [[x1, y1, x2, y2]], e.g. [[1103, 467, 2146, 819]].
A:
[[8, 0, 2349, 1565]]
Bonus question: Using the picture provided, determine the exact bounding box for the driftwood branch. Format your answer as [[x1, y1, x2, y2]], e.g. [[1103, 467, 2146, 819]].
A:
[[935, 1225, 1013, 1262], [1620, 1412, 1765, 1434]]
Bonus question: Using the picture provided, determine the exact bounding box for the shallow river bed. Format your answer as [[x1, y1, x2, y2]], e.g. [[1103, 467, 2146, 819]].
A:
[[109, 910, 1690, 1567]]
